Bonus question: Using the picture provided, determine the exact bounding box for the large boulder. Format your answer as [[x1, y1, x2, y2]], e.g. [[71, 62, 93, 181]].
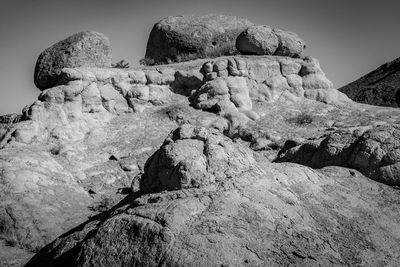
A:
[[236, 25, 306, 58], [34, 31, 112, 90], [144, 14, 253, 64]]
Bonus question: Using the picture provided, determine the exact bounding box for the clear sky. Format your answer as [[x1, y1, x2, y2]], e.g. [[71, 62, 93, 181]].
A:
[[1, 0, 399, 114]]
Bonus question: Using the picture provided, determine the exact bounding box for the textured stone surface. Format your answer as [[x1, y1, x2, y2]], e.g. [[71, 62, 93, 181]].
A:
[[34, 31, 112, 90], [236, 25, 306, 58], [339, 56, 400, 107], [26, 151, 400, 266], [144, 14, 253, 64], [4, 14, 400, 266], [141, 125, 256, 193], [277, 124, 400, 186]]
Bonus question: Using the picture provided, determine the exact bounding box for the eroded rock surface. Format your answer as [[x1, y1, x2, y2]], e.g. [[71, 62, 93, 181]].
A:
[[2, 16, 400, 266], [26, 128, 400, 266], [277, 124, 400, 186], [141, 124, 257, 193], [236, 25, 306, 58]]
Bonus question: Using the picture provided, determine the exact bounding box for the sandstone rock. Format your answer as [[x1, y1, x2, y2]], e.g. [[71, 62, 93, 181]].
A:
[[300, 56, 323, 76], [34, 31, 112, 90], [304, 89, 351, 105], [277, 124, 400, 186], [26, 160, 400, 266], [0, 149, 92, 251], [236, 25, 306, 58], [145, 14, 253, 64], [236, 25, 279, 55], [141, 124, 256, 193], [171, 70, 203, 96], [280, 58, 302, 76], [274, 28, 306, 58], [302, 73, 333, 90]]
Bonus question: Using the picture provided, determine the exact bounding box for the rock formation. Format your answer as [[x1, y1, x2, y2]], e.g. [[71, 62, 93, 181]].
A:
[[1, 14, 400, 266], [144, 14, 253, 64], [339, 56, 400, 107], [34, 31, 112, 90], [236, 25, 306, 58], [277, 124, 400, 186], [26, 126, 400, 266]]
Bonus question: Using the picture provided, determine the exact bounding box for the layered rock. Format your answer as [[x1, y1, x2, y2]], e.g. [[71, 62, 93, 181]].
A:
[[34, 31, 112, 90], [3, 55, 342, 149], [0, 147, 92, 251], [339, 56, 400, 107], [277, 124, 400, 186], [26, 126, 400, 266], [190, 55, 346, 130], [144, 14, 253, 64], [236, 25, 306, 58]]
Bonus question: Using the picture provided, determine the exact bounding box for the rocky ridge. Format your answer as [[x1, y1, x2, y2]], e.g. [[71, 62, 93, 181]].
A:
[[339, 56, 400, 107]]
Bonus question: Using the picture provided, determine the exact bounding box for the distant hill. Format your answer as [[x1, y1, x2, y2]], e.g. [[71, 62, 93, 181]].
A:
[[339, 57, 400, 107]]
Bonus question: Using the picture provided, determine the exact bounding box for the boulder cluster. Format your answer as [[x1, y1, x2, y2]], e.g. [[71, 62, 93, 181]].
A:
[[144, 14, 306, 65]]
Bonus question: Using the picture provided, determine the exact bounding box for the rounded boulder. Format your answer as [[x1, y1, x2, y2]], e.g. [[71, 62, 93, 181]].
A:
[[34, 31, 112, 90], [236, 25, 306, 58]]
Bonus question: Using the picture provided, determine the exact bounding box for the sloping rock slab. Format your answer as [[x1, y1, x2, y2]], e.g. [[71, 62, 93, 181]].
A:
[[26, 127, 400, 266]]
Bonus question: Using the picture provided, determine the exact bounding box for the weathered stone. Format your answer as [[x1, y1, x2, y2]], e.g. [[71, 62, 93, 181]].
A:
[[34, 31, 112, 90], [236, 25, 306, 58], [274, 28, 306, 58], [145, 14, 253, 64], [236, 25, 279, 55], [277, 124, 400, 186], [141, 125, 256, 192], [302, 73, 333, 90]]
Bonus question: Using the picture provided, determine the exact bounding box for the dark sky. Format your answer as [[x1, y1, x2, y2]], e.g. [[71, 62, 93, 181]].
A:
[[1, 0, 399, 114]]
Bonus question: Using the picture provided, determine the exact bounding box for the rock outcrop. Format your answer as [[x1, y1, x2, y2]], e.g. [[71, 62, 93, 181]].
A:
[[141, 124, 257, 193], [339, 56, 400, 107], [34, 31, 112, 90], [3, 14, 400, 267], [236, 25, 306, 58], [277, 124, 400, 186], [144, 14, 253, 64], [26, 127, 400, 266], [3, 54, 341, 149]]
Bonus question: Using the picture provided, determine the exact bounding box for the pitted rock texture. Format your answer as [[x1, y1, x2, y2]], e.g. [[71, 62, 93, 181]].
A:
[[339, 56, 400, 107], [236, 25, 306, 58], [34, 31, 112, 90], [277, 124, 400, 186], [144, 14, 253, 64], [26, 161, 400, 266], [141, 124, 257, 193]]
